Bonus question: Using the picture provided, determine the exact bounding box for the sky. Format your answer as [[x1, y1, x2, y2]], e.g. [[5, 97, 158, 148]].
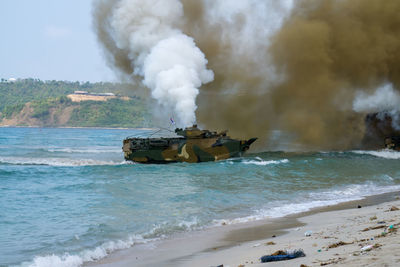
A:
[[0, 0, 115, 82]]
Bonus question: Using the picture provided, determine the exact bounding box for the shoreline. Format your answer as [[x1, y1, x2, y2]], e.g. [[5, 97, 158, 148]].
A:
[[188, 193, 400, 267], [0, 125, 157, 130], [87, 191, 400, 267]]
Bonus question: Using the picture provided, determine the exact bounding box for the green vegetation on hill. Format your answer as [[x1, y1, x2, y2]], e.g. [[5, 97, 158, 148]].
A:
[[0, 78, 151, 128], [69, 99, 148, 128], [30, 97, 69, 119]]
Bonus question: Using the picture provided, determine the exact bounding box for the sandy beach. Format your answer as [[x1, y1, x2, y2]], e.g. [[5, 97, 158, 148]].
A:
[[89, 192, 400, 267], [188, 197, 400, 267]]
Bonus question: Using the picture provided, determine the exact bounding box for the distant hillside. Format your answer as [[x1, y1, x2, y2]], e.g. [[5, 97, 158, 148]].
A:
[[0, 79, 151, 128]]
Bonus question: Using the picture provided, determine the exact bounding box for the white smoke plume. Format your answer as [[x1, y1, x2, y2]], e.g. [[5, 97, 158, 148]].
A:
[[97, 0, 214, 126], [353, 84, 400, 113], [353, 83, 400, 130]]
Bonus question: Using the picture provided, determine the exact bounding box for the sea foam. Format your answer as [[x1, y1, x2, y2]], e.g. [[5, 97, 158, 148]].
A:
[[47, 147, 121, 154], [19, 216, 204, 267], [214, 182, 400, 226], [241, 157, 290, 166], [14, 180, 400, 267], [20, 235, 149, 267], [0, 157, 127, 166], [352, 150, 400, 159]]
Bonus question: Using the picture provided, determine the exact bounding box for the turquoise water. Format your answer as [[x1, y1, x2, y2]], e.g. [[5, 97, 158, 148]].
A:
[[1, 127, 399, 267]]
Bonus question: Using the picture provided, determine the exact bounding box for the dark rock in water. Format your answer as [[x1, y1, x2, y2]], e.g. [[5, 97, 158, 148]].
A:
[[357, 205, 362, 209]]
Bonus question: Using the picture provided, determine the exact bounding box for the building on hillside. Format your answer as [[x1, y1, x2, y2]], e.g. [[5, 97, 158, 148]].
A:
[[67, 91, 125, 102], [74, 91, 88, 95]]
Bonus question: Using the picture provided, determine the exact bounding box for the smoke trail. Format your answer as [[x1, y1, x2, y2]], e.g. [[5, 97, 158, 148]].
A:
[[93, 0, 213, 126]]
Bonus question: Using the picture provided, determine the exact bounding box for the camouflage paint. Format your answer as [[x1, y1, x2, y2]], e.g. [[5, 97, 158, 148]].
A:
[[122, 126, 257, 163]]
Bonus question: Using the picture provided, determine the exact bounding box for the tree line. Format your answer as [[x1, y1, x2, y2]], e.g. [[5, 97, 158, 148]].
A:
[[0, 78, 150, 128]]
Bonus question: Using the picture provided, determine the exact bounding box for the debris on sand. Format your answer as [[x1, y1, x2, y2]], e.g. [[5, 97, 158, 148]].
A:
[[319, 257, 345, 266], [271, 250, 287, 256], [361, 245, 374, 251], [389, 206, 399, 211], [260, 249, 306, 263], [327, 241, 353, 249], [304, 230, 313, 236]]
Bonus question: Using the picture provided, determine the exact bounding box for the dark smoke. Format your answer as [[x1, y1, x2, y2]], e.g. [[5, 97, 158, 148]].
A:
[[93, 0, 400, 150], [92, 0, 133, 78], [192, 0, 400, 150], [266, 0, 400, 149]]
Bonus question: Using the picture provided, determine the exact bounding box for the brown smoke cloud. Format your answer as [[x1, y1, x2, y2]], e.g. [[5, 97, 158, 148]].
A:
[[266, 0, 400, 149], [93, 0, 400, 150], [181, 1, 278, 148], [189, 0, 400, 150], [92, 0, 133, 77]]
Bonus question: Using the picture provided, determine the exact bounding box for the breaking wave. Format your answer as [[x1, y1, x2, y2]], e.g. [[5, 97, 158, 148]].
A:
[[352, 150, 400, 159], [10, 166, 400, 267], [0, 157, 127, 166], [47, 147, 121, 153], [213, 182, 400, 226], [18, 218, 201, 267], [241, 157, 289, 166], [19, 234, 150, 267]]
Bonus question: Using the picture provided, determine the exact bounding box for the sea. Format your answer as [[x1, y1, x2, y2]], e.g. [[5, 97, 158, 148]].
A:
[[1, 127, 399, 267]]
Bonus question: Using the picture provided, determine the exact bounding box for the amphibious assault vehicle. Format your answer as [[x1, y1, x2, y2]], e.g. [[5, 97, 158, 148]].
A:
[[123, 125, 257, 163]]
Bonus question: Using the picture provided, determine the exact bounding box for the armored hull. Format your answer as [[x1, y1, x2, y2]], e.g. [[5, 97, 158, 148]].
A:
[[123, 125, 257, 163]]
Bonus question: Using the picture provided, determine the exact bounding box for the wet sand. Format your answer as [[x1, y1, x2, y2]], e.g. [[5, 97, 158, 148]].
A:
[[87, 191, 400, 267]]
